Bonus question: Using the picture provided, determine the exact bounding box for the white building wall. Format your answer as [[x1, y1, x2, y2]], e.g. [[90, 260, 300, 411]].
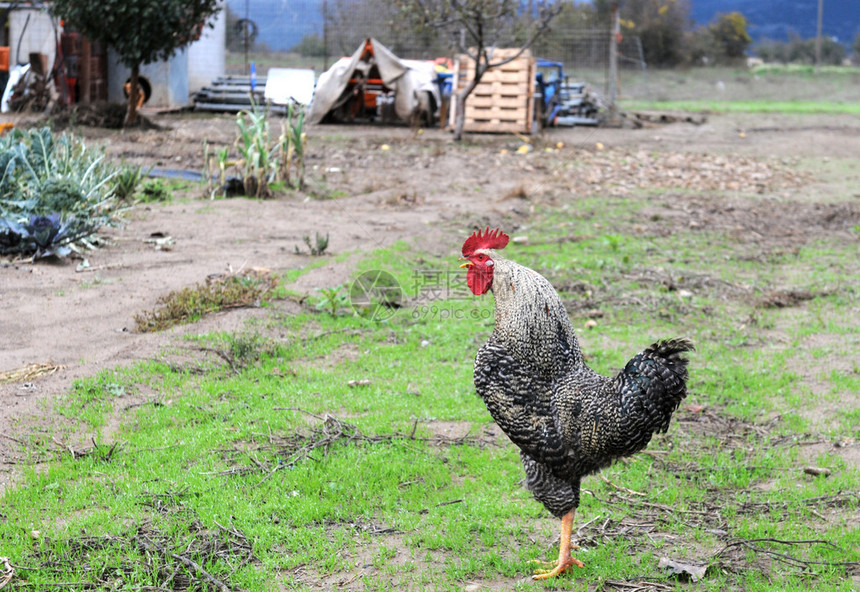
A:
[[8, 8, 57, 69], [108, 3, 225, 108], [7, 3, 225, 109], [108, 50, 188, 109], [187, 6, 226, 93]]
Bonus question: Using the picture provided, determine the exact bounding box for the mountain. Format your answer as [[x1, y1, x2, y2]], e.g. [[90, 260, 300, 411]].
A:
[[228, 0, 860, 53], [689, 0, 860, 46]]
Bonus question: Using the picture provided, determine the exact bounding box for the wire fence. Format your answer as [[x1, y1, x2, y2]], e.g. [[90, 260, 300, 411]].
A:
[[226, 0, 651, 101], [533, 29, 649, 99]]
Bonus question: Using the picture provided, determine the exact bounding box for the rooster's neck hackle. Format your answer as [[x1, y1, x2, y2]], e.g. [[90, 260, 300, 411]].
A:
[[489, 257, 585, 371]]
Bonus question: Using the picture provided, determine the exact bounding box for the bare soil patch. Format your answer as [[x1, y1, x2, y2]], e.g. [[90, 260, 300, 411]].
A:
[[640, 194, 860, 246], [1, 110, 859, 495]]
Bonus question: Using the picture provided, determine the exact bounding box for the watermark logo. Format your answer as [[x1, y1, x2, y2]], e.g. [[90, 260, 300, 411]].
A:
[[349, 269, 493, 322], [410, 304, 493, 321], [349, 270, 403, 321]]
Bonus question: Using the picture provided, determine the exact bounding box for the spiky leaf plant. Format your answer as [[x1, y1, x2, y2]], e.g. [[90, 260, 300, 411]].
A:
[[0, 127, 132, 259]]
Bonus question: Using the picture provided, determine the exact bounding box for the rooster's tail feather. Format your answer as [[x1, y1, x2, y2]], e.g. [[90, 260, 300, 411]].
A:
[[613, 338, 694, 453]]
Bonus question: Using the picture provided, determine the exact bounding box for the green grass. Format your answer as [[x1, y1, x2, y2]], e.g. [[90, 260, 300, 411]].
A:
[[751, 64, 860, 76], [615, 64, 860, 103], [2, 147, 859, 590], [618, 99, 860, 114]]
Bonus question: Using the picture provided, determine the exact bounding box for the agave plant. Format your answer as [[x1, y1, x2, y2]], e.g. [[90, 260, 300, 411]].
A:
[[0, 127, 131, 259]]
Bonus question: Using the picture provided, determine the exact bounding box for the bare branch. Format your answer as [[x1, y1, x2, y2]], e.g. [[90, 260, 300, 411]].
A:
[[396, 0, 562, 140], [715, 537, 859, 569], [486, 4, 563, 68], [137, 534, 233, 592]]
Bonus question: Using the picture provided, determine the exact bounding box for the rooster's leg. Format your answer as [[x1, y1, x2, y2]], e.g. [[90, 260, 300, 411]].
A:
[[532, 509, 584, 579]]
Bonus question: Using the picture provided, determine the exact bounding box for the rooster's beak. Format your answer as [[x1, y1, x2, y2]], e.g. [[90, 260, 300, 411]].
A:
[[458, 257, 472, 269]]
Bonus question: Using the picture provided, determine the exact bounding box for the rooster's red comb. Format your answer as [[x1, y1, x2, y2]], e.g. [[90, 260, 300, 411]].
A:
[[462, 226, 509, 256]]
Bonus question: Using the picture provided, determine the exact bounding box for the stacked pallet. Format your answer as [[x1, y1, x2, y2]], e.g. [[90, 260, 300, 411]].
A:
[[453, 49, 535, 134]]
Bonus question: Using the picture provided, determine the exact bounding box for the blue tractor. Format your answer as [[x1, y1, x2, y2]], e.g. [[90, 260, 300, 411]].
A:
[[534, 59, 600, 128]]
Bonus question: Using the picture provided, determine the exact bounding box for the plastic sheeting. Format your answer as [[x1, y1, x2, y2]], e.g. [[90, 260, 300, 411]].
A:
[[307, 38, 437, 124]]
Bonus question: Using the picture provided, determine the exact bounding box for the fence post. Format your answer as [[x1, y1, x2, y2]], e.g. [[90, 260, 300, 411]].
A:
[[608, 2, 619, 120], [323, 0, 329, 72]]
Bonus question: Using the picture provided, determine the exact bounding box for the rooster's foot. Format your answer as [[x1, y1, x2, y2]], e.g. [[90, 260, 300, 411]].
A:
[[531, 509, 584, 579], [531, 554, 584, 579], [528, 544, 580, 569]]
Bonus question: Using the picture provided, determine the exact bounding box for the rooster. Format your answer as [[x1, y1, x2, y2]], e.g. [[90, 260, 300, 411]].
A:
[[459, 227, 693, 579]]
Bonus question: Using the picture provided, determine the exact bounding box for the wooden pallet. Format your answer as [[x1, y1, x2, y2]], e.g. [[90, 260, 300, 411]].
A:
[[453, 49, 535, 134]]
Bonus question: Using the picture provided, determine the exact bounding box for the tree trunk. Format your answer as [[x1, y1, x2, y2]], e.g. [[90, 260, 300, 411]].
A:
[[125, 64, 140, 127], [452, 70, 481, 142]]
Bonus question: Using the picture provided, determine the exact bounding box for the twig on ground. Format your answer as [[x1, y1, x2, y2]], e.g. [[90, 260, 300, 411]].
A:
[[92, 438, 120, 462], [0, 556, 14, 590], [802, 466, 831, 477], [614, 493, 710, 516], [601, 474, 646, 496], [299, 328, 366, 345], [715, 537, 858, 569], [190, 346, 238, 372], [137, 534, 233, 592], [209, 410, 499, 483], [601, 579, 673, 591], [418, 499, 464, 515], [0, 362, 65, 384], [51, 437, 75, 458], [0, 434, 27, 445], [739, 492, 859, 513], [12, 582, 98, 589]]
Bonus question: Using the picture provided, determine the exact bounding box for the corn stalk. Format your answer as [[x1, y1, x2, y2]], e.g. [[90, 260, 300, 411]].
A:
[[216, 101, 310, 197], [286, 104, 307, 190]]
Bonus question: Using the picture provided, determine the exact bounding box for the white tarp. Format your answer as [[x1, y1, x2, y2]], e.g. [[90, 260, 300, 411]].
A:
[[265, 68, 316, 106], [307, 38, 438, 124], [1, 64, 29, 113]]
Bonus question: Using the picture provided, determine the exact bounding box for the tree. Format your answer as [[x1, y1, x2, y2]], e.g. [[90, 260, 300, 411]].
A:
[[708, 12, 751, 60], [533, 1, 604, 65], [755, 33, 845, 65], [396, 0, 562, 140], [328, 0, 445, 58], [51, 0, 221, 126], [598, 0, 690, 67], [291, 34, 326, 58], [686, 11, 751, 65]]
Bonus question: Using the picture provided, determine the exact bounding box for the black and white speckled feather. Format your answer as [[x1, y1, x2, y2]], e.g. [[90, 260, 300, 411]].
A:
[[472, 251, 693, 518]]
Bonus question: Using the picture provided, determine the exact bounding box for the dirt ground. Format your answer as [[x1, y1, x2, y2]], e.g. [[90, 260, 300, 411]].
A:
[[1, 109, 859, 493]]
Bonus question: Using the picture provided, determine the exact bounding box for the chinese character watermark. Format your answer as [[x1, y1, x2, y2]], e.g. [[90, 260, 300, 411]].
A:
[[410, 269, 471, 302]]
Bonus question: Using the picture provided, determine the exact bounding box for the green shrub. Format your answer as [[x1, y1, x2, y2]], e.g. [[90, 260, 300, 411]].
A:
[[139, 179, 171, 202], [111, 163, 148, 201]]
